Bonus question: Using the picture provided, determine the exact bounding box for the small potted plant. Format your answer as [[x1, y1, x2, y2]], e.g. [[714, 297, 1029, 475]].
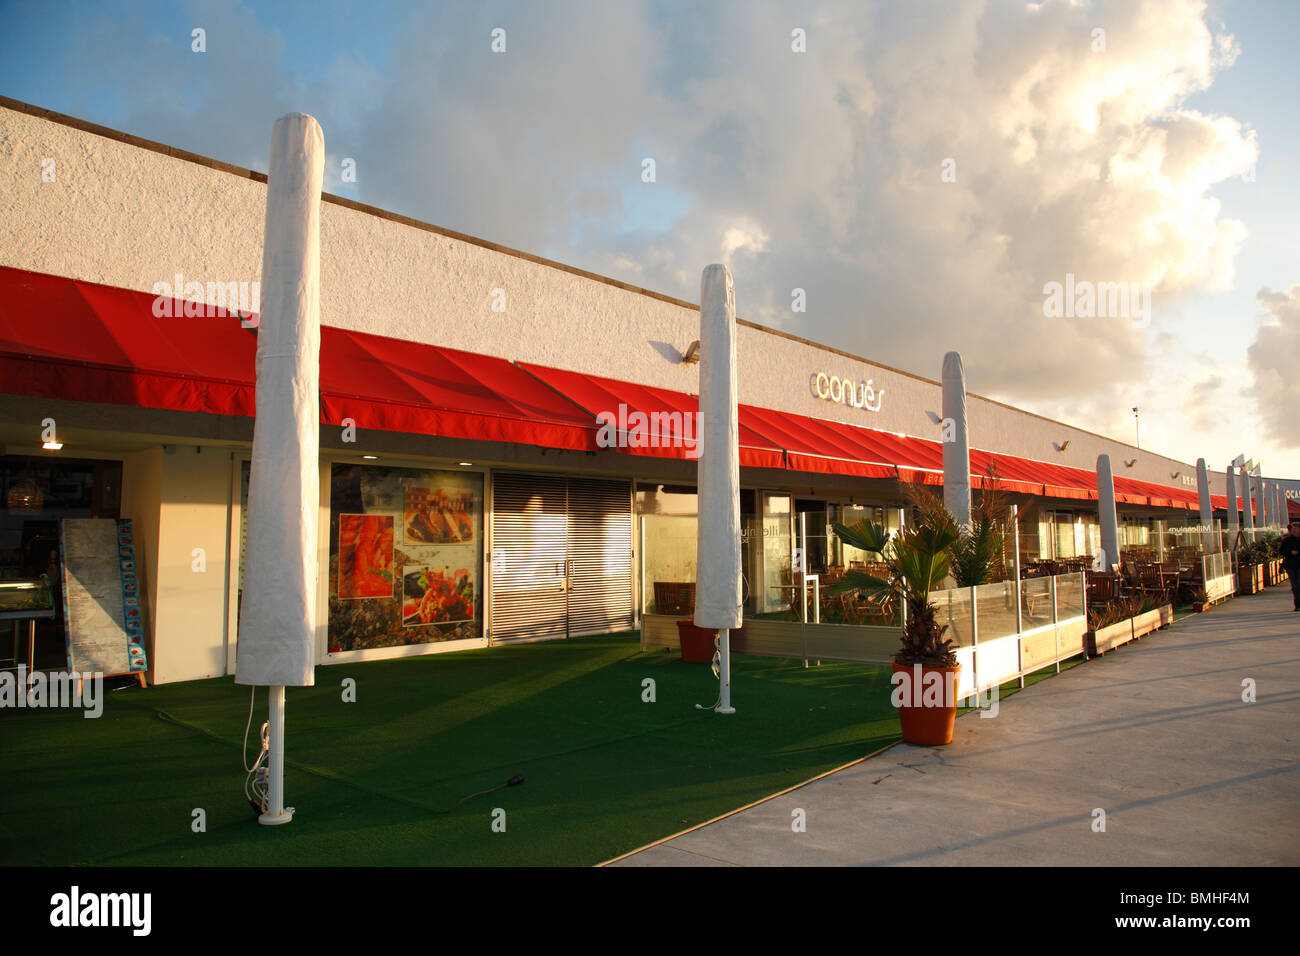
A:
[[829, 511, 962, 745], [1191, 587, 1208, 613]]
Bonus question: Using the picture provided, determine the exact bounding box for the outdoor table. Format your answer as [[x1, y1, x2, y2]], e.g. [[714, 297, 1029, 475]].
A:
[[769, 585, 801, 620], [1, 608, 55, 681]]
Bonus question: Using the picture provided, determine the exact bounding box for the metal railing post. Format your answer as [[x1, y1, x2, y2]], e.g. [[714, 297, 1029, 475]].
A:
[[1052, 574, 1060, 673], [638, 515, 647, 651], [969, 585, 980, 708], [1012, 504, 1024, 687], [799, 512, 808, 667]]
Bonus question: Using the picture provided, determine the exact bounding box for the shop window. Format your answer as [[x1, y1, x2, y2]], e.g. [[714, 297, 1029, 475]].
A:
[[326, 462, 483, 652], [1, 456, 123, 668]]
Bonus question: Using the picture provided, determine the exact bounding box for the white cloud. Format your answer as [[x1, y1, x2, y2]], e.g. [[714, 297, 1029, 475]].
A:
[[1247, 285, 1300, 451], [9, 0, 1272, 464]]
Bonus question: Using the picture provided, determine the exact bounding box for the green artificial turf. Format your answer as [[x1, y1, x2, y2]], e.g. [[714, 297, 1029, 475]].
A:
[[2, 633, 915, 867]]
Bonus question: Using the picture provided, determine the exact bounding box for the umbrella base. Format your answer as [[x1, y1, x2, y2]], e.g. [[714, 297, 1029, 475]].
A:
[[258, 808, 295, 826]]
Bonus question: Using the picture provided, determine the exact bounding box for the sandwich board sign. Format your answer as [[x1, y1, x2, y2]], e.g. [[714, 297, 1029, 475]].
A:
[[59, 518, 148, 686]]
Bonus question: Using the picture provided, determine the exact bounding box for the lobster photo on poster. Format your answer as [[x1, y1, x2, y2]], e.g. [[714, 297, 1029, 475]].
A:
[[337, 514, 394, 599]]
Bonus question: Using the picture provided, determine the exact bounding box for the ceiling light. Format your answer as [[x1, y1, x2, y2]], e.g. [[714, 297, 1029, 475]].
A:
[[42, 441, 63, 450], [459, 462, 473, 467], [362, 455, 378, 460]]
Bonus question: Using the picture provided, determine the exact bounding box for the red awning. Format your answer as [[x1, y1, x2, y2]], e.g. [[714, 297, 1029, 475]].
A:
[[0, 267, 258, 417], [321, 332, 598, 450], [518, 362, 784, 468], [0, 266, 600, 451], [0, 266, 1219, 510], [969, 450, 1045, 496], [738, 404, 897, 478]]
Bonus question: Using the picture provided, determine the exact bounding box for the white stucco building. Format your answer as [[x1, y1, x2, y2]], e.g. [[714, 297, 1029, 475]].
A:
[[1, 97, 1282, 684]]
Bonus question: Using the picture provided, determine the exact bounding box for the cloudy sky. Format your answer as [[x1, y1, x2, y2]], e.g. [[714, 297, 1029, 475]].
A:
[[2, 0, 1297, 476]]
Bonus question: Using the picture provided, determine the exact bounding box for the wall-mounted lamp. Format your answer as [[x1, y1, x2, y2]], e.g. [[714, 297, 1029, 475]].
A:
[[681, 340, 700, 364], [1054, 440, 1070, 452], [1124, 458, 1137, 468]]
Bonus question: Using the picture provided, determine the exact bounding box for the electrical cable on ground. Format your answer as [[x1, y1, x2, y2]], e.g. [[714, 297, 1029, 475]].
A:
[[435, 775, 525, 814]]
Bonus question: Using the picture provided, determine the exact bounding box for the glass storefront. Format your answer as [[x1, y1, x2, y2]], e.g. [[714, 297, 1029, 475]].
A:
[[1034, 509, 1101, 560], [638, 484, 904, 625]]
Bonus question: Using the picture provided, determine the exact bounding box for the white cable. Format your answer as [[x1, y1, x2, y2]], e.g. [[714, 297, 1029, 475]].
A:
[[242, 686, 271, 812], [694, 639, 723, 711], [242, 685, 258, 773]]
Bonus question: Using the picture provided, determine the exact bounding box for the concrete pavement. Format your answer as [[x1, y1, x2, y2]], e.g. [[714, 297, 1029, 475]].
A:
[[611, 584, 1300, 866]]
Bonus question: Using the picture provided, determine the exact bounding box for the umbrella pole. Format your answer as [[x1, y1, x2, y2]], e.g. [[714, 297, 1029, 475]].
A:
[[259, 685, 293, 825], [716, 629, 735, 714]]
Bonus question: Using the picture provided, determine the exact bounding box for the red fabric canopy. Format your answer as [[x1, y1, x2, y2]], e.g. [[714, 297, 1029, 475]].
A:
[[0, 266, 258, 417], [737, 404, 897, 478], [0, 265, 1215, 510], [0, 266, 600, 451], [322, 332, 598, 450], [517, 362, 784, 468]]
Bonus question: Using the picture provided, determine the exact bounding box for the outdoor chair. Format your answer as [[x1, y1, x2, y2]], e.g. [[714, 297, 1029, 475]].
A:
[[858, 592, 897, 626], [1086, 572, 1122, 611], [653, 581, 694, 615]]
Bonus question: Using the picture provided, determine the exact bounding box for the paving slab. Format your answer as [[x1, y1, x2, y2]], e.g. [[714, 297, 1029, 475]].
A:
[[611, 585, 1300, 866]]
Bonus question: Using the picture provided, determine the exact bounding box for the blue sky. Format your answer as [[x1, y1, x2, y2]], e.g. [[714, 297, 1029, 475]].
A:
[[1, 0, 1297, 476]]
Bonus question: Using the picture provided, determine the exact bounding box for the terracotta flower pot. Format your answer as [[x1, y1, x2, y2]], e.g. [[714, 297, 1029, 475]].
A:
[[891, 660, 962, 746], [676, 620, 717, 663]]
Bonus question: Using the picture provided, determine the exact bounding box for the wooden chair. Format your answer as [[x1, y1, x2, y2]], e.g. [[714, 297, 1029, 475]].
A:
[[653, 581, 694, 615], [1086, 572, 1122, 612]]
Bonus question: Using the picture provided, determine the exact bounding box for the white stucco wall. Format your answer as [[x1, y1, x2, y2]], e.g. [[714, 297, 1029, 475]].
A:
[[1, 99, 1211, 494]]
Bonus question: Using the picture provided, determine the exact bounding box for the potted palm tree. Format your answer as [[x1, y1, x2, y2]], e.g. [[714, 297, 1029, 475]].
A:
[[828, 513, 961, 745], [905, 474, 1011, 588]]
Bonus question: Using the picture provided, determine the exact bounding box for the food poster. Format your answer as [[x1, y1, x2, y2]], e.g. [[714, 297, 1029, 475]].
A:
[[337, 515, 395, 598], [327, 464, 483, 651]]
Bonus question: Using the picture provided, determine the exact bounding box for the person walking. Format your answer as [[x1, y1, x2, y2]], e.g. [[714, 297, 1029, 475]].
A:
[[1282, 519, 1300, 611]]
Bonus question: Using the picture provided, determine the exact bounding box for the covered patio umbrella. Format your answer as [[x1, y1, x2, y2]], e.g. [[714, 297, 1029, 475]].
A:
[[235, 113, 324, 825], [1225, 465, 1239, 539], [941, 351, 971, 528], [695, 264, 742, 715], [1196, 458, 1213, 552], [1097, 454, 1120, 571]]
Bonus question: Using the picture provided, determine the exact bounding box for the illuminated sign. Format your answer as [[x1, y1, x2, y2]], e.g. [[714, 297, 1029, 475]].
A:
[[813, 372, 884, 413]]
